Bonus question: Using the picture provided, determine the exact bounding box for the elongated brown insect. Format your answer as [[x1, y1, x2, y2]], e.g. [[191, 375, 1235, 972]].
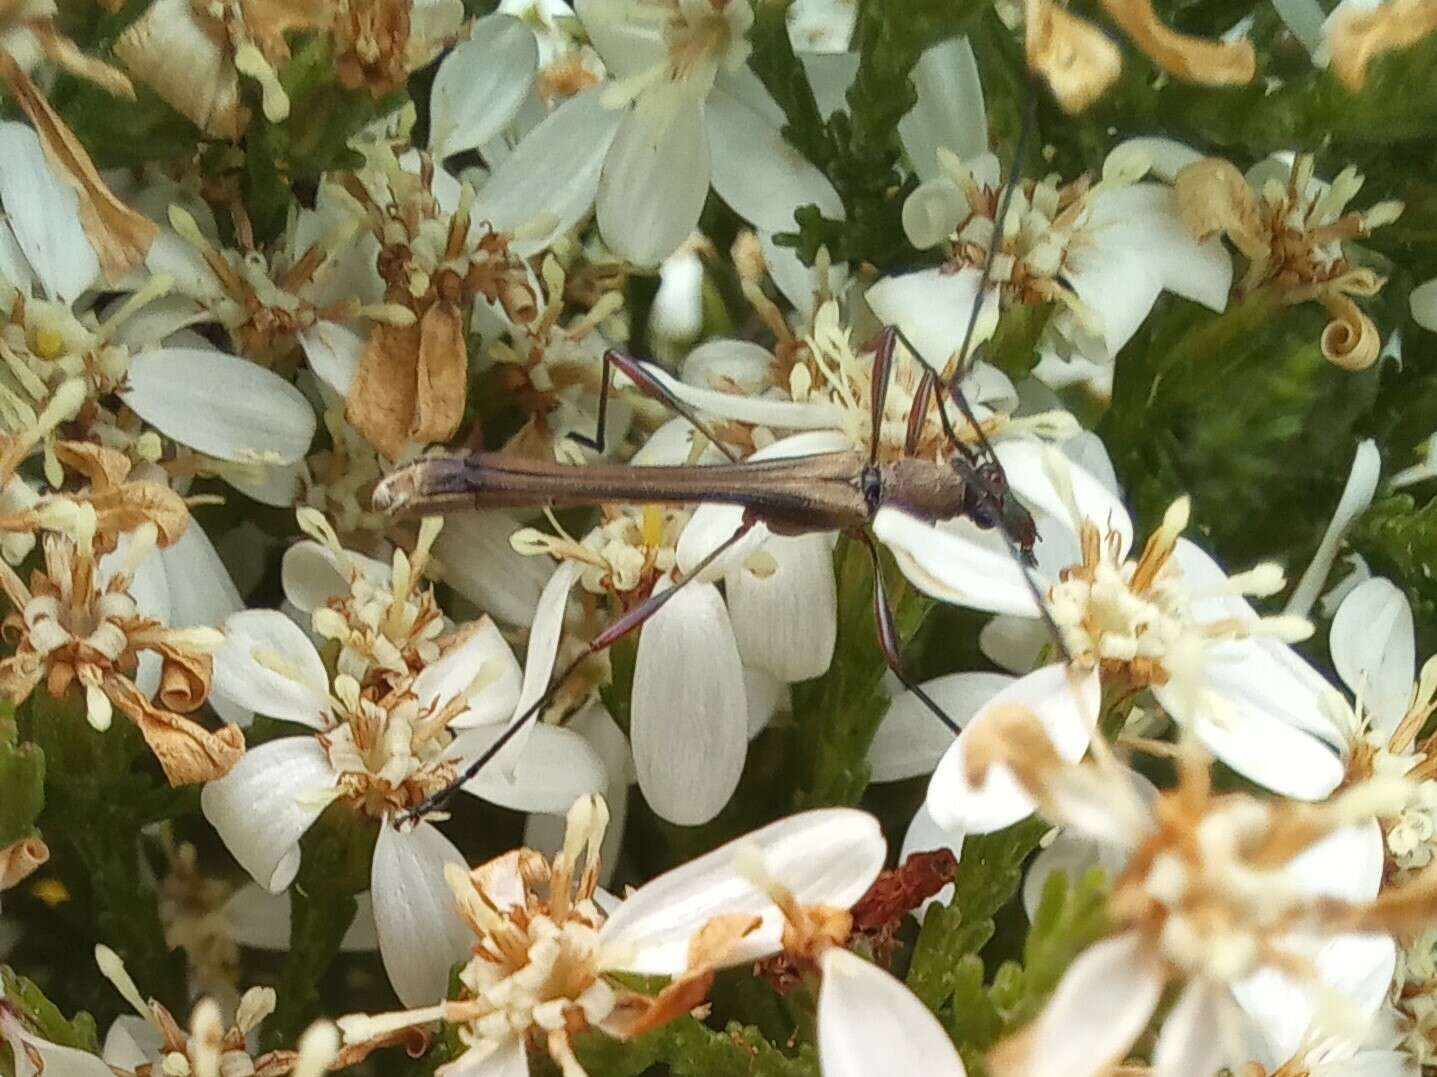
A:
[[375, 78, 1053, 823]]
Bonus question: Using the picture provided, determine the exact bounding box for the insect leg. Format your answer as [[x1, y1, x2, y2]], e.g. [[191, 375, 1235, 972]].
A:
[[867, 325, 898, 468], [903, 367, 937, 459], [402, 517, 758, 823], [569, 348, 739, 462], [859, 531, 960, 736]]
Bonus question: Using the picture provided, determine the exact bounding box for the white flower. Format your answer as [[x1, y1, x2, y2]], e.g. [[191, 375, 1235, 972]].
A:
[[337, 800, 886, 1074], [818, 947, 966, 1077], [471, 0, 845, 265], [984, 748, 1399, 1077], [866, 120, 1229, 388], [886, 441, 1348, 804], [202, 519, 605, 1005], [0, 944, 338, 1077]]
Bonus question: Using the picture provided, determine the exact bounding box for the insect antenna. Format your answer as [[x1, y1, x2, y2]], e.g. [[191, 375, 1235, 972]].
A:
[[891, 72, 1073, 662]]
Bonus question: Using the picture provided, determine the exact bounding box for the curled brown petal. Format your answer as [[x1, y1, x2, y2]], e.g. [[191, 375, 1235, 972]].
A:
[[0, 835, 49, 890], [1100, 0, 1256, 86], [54, 441, 134, 491], [606, 969, 716, 1040], [1329, 0, 1437, 91], [1025, 0, 1123, 114], [156, 646, 213, 714], [106, 674, 244, 785], [1174, 158, 1269, 261], [0, 51, 157, 281], [86, 482, 191, 547], [1320, 293, 1381, 372], [411, 302, 467, 447]]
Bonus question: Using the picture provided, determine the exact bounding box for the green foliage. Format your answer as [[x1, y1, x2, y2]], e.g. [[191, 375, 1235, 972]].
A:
[[0, 966, 101, 1055], [1099, 289, 1380, 563], [906, 819, 1047, 1012], [0, 709, 43, 848], [238, 36, 406, 244], [1351, 492, 1437, 655], [17, 689, 193, 1021], [264, 803, 378, 1049], [749, 0, 985, 268], [789, 539, 928, 811]]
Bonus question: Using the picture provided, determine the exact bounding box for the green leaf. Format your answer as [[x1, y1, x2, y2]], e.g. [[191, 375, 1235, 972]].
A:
[[1351, 493, 1437, 655], [0, 966, 101, 1055], [999, 866, 1110, 1031], [789, 539, 929, 810], [0, 709, 43, 848], [265, 803, 377, 1048], [20, 688, 192, 1016], [646, 1016, 819, 1077], [1099, 289, 1380, 564], [905, 819, 1047, 1009]]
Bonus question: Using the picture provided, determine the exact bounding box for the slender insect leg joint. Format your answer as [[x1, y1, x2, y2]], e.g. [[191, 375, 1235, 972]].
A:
[[569, 348, 738, 462], [401, 516, 760, 824]]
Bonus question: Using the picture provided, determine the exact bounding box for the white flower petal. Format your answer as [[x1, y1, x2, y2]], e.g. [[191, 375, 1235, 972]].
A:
[[1063, 244, 1163, 360], [489, 559, 581, 772], [745, 666, 789, 738], [979, 614, 1051, 673], [662, 358, 848, 430], [631, 580, 747, 824], [597, 808, 884, 974], [680, 337, 777, 390], [1, 1014, 115, 1077], [433, 510, 555, 627], [0, 220, 35, 295], [1233, 933, 1396, 1066], [899, 803, 964, 918], [279, 540, 390, 615], [1286, 439, 1381, 618], [224, 884, 378, 952], [597, 94, 710, 267], [0, 121, 100, 303], [1286, 820, 1385, 903], [1153, 979, 1233, 1077], [875, 507, 1040, 617], [576, 0, 666, 76], [869, 671, 1012, 782], [458, 721, 607, 813], [865, 267, 985, 368], [902, 177, 968, 250], [757, 230, 849, 321], [1081, 183, 1232, 314], [1411, 277, 1437, 332], [371, 821, 473, 1007], [200, 737, 338, 892], [299, 321, 365, 398], [994, 438, 1135, 560], [707, 86, 844, 233], [1272, 0, 1329, 55], [898, 36, 986, 181], [224, 459, 304, 507], [1015, 931, 1163, 1077], [1104, 137, 1205, 184], [927, 664, 1100, 834], [1182, 694, 1345, 800], [1021, 830, 1128, 921], [418, 616, 522, 725], [430, 15, 538, 160], [725, 531, 836, 682], [521, 703, 631, 883], [213, 609, 332, 728], [786, 0, 857, 52], [102, 1017, 157, 1070], [818, 948, 967, 1077], [1331, 577, 1414, 737], [472, 88, 621, 256], [799, 52, 859, 120], [122, 348, 316, 464], [159, 521, 242, 628]]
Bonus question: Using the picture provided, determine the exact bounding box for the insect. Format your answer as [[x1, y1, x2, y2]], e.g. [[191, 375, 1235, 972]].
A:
[[374, 79, 1057, 824]]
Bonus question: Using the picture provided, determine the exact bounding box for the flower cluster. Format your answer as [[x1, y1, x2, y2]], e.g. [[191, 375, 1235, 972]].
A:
[[3, 3, 1437, 1077]]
